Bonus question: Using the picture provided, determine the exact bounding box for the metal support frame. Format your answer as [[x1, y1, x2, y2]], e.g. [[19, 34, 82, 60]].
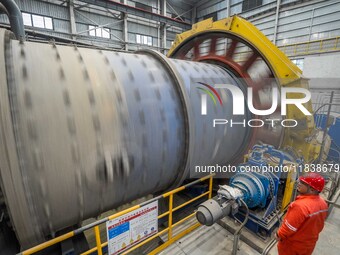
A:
[[167, 1, 181, 20], [227, 0, 231, 17], [122, 0, 128, 51], [74, 3, 89, 10], [123, 12, 128, 50], [74, 9, 124, 43], [76, 19, 122, 35], [308, 8, 315, 41], [69, 0, 77, 40], [173, 8, 193, 22], [78, 0, 191, 30], [191, 5, 196, 24], [318, 91, 334, 163], [57, 0, 68, 6], [157, 24, 161, 50], [105, 8, 122, 20], [166, 1, 193, 22], [161, 0, 167, 53], [273, 0, 281, 45]]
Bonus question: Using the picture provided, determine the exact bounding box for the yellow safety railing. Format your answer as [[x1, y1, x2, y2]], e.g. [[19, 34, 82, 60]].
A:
[[19, 174, 215, 255], [280, 36, 340, 57]]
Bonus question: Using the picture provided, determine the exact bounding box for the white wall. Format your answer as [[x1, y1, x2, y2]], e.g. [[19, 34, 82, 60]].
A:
[[303, 54, 340, 79], [303, 54, 340, 116]]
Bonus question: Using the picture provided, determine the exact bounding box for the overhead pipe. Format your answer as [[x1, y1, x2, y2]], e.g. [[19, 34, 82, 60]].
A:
[[0, 3, 9, 15], [0, 0, 25, 40]]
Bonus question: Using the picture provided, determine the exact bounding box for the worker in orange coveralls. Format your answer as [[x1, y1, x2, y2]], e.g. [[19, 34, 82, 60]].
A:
[[275, 173, 328, 255]]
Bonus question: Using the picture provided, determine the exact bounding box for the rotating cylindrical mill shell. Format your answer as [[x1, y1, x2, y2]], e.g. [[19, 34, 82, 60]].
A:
[[0, 30, 250, 248]]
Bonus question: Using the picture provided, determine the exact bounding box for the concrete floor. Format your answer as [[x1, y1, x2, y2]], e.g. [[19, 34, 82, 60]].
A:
[[159, 219, 260, 255], [158, 220, 259, 255], [158, 196, 340, 255], [311, 203, 340, 255]]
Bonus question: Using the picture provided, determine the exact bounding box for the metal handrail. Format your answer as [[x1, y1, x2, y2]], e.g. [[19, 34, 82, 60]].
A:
[[19, 174, 215, 255], [279, 36, 340, 57]]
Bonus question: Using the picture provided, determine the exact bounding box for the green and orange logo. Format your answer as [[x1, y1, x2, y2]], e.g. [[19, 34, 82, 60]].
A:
[[196, 82, 223, 115]]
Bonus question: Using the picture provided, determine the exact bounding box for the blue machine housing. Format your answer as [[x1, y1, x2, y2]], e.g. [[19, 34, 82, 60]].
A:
[[229, 144, 298, 236], [230, 172, 272, 208]]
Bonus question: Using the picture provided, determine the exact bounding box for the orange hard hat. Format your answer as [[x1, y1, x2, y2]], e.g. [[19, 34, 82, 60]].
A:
[[299, 173, 325, 192]]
